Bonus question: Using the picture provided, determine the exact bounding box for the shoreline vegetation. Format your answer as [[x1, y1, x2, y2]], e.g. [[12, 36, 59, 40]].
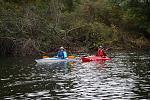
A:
[[0, 0, 150, 56], [0, 36, 149, 56]]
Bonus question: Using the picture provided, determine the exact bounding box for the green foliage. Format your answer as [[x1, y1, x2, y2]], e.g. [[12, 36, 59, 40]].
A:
[[0, 0, 150, 55], [63, 0, 74, 12], [110, 0, 150, 35]]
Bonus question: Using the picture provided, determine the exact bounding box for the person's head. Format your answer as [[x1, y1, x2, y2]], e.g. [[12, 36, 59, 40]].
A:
[[60, 46, 64, 50], [99, 46, 103, 49]]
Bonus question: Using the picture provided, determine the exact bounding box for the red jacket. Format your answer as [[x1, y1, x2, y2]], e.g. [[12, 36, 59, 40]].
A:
[[97, 48, 106, 57]]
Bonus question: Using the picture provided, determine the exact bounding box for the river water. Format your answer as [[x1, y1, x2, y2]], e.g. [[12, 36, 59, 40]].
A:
[[0, 51, 150, 99]]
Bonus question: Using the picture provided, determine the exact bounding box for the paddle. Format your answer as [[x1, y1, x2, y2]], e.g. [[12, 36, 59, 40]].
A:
[[38, 48, 76, 59], [37, 50, 50, 58], [38, 50, 48, 54], [68, 55, 75, 59]]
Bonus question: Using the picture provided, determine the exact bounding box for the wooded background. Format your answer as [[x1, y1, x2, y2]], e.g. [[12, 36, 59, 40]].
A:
[[0, 0, 150, 56]]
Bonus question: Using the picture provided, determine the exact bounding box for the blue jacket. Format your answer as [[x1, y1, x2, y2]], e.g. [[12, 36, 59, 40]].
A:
[[57, 51, 67, 59]]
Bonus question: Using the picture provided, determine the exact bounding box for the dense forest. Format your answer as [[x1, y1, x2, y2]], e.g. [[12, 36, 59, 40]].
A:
[[0, 0, 150, 56]]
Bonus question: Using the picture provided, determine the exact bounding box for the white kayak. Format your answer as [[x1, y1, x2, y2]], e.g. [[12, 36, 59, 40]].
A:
[[35, 57, 79, 64]]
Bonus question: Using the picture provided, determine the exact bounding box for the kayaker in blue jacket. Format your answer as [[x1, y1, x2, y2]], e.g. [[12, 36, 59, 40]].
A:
[[57, 46, 68, 59]]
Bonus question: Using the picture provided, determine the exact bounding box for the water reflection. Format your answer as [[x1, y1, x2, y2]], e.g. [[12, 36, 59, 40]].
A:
[[0, 51, 150, 99], [127, 52, 150, 99]]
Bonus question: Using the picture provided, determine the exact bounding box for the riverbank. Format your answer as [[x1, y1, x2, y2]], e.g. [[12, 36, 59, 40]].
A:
[[0, 36, 149, 57], [1, 0, 150, 56]]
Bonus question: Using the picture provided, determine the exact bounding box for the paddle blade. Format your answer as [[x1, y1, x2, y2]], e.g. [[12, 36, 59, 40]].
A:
[[43, 56, 49, 58], [68, 55, 75, 59]]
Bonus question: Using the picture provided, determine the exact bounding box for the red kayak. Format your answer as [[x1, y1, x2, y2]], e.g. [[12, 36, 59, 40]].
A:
[[81, 56, 111, 62]]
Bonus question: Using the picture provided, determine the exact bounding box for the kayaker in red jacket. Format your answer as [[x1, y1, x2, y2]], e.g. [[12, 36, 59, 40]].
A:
[[96, 46, 106, 57]]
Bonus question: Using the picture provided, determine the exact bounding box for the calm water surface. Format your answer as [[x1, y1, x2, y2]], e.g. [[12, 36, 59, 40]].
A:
[[0, 51, 150, 99]]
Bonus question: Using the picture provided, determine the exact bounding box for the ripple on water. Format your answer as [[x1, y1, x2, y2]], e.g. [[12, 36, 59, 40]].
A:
[[0, 51, 150, 99]]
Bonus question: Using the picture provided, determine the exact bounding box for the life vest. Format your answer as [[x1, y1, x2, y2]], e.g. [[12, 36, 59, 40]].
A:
[[57, 51, 67, 59], [97, 49, 106, 57], [63, 51, 67, 58]]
